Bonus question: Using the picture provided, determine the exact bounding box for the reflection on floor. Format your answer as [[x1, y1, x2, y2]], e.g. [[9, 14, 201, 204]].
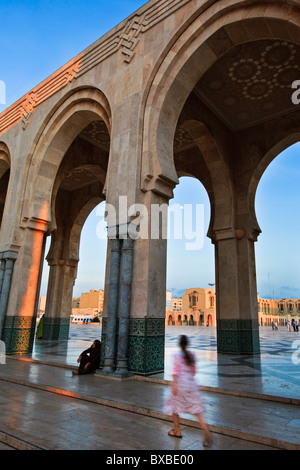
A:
[[29, 325, 300, 400]]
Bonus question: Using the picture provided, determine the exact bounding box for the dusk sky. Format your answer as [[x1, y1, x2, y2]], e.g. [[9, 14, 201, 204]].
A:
[[1, 0, 299, 300]]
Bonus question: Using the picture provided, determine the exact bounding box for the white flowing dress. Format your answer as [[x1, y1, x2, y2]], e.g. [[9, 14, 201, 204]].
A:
[[164, 350, 204, 415]]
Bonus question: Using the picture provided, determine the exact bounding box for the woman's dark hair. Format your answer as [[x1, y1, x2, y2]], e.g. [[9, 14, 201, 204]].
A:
[[179, 335, 195, 366]]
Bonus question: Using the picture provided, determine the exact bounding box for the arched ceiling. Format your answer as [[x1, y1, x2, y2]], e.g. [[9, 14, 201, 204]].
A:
[[58, 120, 110, 192], [194, 39, 300, 132]]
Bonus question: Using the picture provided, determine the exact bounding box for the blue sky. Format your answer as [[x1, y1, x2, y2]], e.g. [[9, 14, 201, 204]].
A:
[[0, 1, 299, 300]]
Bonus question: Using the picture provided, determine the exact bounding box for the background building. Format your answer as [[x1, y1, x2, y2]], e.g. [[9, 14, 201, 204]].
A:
[[79, 289, 104, 313], [166, 287, 216, 326], [39, 290, 104, 323], [171, 297, 182, 312], [258, 297, 300, 327], [71, 289, 104, 322], [165, 291, 300, 328]]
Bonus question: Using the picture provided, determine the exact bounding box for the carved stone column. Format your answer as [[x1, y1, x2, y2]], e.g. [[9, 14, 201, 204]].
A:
[[114, 237, 134, 377], [102, 237, 121, 373], [43, 258, 78, 340], [213, 228, 260, 355], [0, 251, 18, 339], [2, 218, 47, 354]]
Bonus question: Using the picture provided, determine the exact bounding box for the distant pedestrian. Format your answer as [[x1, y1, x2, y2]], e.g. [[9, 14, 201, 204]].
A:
[[36, 314, 44, 339], [164, 335, 212, 447], [296, 321, 299, 332], [286, 320, 291, 332], [72, 340, 101, 375]]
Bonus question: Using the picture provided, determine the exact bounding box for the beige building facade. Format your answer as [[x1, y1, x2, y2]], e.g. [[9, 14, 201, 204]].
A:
[[1, 0, 300, 375], [166, 288, 216, 326], [72, 289, 104, 320], [166, 292, 300, 328], [79, 289, 104, 313], [258, 297, 300, 327]]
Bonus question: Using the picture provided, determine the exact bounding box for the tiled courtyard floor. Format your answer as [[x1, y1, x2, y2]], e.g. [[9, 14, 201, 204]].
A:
[[0, 326, 299, 451]]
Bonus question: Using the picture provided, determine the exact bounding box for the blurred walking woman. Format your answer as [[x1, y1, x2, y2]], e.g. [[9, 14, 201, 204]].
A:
[[164, 335, 212, 447]]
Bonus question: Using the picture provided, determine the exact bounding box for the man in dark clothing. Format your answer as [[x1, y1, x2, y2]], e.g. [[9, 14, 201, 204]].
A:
[[72, 340, 101, 375]]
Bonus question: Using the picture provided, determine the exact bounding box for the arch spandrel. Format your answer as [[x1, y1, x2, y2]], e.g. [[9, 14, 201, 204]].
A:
[[22, 87, 111, 229]]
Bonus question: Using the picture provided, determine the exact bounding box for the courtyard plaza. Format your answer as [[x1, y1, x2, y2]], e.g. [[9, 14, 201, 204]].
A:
[[0, 325, 299, 451]]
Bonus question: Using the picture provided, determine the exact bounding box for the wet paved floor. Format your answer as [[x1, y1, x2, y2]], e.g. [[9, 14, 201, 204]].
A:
[[0, 326, 299, 452], [31, 325, 300, 400]]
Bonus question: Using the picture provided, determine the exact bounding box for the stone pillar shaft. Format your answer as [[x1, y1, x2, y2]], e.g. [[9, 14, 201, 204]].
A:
[[115, 237, 134, 376], [3, 218, 47, 354], [0, 252, 18, 339], [214, 231, 260, 355], [43, 259, 77, 340], [102, 238, 121, 373], [0, 257, 5, 294]]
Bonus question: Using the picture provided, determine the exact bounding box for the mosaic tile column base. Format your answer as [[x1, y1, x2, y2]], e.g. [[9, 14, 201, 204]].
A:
[[43, 318, 70, 340], [2, 316, 36, 354], [217, 319, 260, 355], [101, 317, 165, 376]]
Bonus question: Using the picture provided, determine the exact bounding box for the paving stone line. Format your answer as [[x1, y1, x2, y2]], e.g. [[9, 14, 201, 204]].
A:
[[0, 373, 298, 451], [0, 429, 44, 451], [9, 355, 300, 406]]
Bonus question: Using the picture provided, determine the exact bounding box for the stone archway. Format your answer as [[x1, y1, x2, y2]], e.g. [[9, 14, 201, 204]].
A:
[[140, 2, 300, 355], [22, 88, 111, 226], [141, 3, 300, 193], [249, 139, 300, 317], [3, 88, 112, 354], [0, 142, 10, 231], [42, 121, 110, 340], [249, 134, 300, 226]]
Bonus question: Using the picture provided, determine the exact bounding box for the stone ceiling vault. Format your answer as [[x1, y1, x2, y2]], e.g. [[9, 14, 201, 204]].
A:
[[195, 39, 300, 132], [174, 39, 300, 159]]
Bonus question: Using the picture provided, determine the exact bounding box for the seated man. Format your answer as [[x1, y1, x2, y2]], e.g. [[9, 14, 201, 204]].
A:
[[72, 340, 101, 375]]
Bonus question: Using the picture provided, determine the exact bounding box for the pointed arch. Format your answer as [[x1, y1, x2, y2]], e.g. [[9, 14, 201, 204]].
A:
[[249, 133, 300, 235], [180, 120, 235, 239], [22, 87, 111, 228], [141, 1, 300, 197]]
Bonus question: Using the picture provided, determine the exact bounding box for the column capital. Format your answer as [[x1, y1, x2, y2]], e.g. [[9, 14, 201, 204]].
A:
[[47, 258, 79, 267], [210, 227, 235, 243], [23, 216, 49, 233], [211, 227, 261, 243], [142, 174, 177, 200], [0, 250, 18, 261]]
